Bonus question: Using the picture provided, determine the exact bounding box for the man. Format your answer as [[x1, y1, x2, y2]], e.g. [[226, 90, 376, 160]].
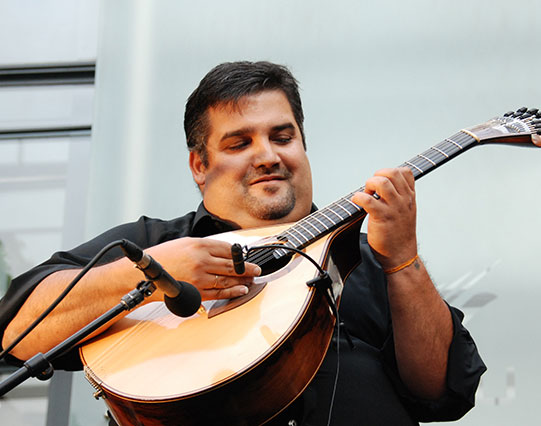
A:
[[0, 61, 486, 425]]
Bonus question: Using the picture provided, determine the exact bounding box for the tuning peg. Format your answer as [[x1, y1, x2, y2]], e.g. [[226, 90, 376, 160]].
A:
[[521, 113, 532, 119], [527, 108, 539, 115], [503, 111, 514, 117], [517, 107, 528, 113]]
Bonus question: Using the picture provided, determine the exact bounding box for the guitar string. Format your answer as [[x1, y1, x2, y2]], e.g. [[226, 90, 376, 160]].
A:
[[243, 133, 475, 269], [91, 302, 165, 368], [85, 112, 535, 415]]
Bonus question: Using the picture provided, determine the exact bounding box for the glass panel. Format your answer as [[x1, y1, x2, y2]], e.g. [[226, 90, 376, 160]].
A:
[[0, 136, 90, 426], [0, 0, 98, 66], [0, 86, 93, 131]]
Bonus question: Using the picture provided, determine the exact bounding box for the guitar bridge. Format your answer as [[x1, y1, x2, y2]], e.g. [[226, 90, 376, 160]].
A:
[[207, 281, 267, 318]]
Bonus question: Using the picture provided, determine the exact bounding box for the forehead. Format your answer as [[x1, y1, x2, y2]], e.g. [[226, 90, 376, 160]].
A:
[[206, 90, 298, 138]]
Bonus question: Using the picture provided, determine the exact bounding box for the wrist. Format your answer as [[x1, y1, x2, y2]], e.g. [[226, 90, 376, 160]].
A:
[[383, 253, 419, 275]]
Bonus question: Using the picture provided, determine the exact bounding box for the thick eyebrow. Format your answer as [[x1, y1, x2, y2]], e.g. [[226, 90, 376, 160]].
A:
[[270, 122, 296, 134], [220, 122, 296, 142]]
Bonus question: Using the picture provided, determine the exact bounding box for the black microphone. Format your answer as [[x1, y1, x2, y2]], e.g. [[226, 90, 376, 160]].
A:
[[231, 243, 245, 274], [120, 239, 201, 317]]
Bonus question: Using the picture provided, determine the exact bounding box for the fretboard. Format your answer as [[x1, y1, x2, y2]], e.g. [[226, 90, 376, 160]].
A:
[[273, 130, 478, 256]]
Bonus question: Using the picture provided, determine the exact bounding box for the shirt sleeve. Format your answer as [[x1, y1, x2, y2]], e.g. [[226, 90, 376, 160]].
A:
[[0, 216, 163, 370], [379, 294, 487, 422], [347, 235, 487, 421]]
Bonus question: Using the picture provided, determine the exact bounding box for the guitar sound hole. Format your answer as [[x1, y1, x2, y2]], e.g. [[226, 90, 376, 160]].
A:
[[207, 248, 292, 319], [247, 247, 292, 276]]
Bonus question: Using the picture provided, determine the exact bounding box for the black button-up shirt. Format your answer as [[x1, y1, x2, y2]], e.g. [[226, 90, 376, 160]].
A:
[[0, 203, 486, 425]]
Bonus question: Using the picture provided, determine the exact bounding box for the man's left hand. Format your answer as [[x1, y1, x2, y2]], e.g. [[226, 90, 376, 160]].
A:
[[351, 167, 417, 271]]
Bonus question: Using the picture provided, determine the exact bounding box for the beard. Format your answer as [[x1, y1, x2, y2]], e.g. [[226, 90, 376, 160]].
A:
[[243, 184, 297, 220], [241, 166, 296, 220]]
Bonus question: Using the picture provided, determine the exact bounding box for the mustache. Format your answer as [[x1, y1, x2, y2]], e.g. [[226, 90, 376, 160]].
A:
[[243, 165, 293, 183]]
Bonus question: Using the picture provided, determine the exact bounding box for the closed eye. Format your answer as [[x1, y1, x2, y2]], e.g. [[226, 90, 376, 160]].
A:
[[227, 139, 251, 151], [273, 136, 292, 144]]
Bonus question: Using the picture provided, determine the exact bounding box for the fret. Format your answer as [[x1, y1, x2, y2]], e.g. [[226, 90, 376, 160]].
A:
[[296, 221, 317, 239], [304, 216, 328, 235], [335, 199, 355, 215], [405, 161, 424, 174], [431, 146, 449, 158], [274, 127, 483, 253], [317, 210, 337, 226], [290, 227, 309, 244], [342, 197, 362, 211], [310, 214, 330, 229], [418, 154, 436, 166], [271, 114, 506, 254], [420, 151, 441, 165], [323, 207, 345, 222], [445, 137, 464, 150], [283, 229, 304, 246], [411, 155, 431, 170], [328, 205, 347, 220]]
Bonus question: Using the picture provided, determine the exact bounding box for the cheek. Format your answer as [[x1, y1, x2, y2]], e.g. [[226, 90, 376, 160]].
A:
[[204, 158, 246, 189], [287, 151, 311, 180]]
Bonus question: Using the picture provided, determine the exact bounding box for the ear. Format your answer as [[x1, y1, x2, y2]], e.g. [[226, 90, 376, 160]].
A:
[[189, 151, 207, 189]]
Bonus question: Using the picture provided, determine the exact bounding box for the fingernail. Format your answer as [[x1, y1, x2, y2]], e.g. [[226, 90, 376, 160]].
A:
[[241, 286, 249, 295], [255, 266, 262, 276]]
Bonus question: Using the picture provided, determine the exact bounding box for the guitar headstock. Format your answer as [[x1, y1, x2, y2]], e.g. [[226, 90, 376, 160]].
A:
[[463, 107, 541, 147]]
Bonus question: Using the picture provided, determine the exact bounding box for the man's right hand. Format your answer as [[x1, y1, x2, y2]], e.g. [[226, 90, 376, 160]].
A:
[[2, 237, 260, 361], [146, 237, 261, 300]]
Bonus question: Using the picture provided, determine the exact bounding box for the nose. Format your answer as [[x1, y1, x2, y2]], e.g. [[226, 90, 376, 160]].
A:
[[252, 138, 281, 168]]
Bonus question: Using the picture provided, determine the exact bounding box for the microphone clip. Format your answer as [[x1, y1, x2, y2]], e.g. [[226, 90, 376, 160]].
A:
[[231, 243, 246, 275]]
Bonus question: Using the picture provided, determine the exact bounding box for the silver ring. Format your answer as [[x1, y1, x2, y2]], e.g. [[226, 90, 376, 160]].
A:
[[372, 192, 381, 200], [213, 275, 219, 289]]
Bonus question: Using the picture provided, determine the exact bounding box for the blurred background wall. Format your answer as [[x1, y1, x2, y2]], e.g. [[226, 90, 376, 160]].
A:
[[0, 0, 539, 424]]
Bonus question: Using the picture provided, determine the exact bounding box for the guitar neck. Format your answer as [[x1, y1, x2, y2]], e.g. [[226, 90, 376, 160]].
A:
[[273, 108, 540, 255]]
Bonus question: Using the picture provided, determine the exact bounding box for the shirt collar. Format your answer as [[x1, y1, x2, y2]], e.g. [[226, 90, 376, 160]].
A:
[[191, 201, 318, 237], [191, 202, 240, 237]]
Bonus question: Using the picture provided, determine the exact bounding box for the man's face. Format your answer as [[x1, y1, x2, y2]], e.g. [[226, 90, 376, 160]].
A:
[[189, 90, 313, 229]]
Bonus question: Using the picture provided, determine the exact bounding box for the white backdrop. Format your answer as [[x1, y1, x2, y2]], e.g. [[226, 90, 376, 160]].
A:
[[77, 0, 541, 424]]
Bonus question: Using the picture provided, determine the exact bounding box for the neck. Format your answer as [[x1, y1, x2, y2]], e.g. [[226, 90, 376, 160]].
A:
[[204, 202, 312, 230]]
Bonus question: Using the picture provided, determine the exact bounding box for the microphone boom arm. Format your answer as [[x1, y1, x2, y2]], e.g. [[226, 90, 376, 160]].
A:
[[0, 280, 155, 397]]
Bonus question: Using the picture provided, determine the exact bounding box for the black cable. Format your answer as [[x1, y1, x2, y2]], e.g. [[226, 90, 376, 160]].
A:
[[327, 309, 340, 426], [245, 243, 340, 426], [0, 240, 125, 361], [246, 244, 327, 275]]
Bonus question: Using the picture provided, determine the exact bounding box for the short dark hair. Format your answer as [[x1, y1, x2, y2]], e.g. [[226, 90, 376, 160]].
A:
[[184, 61, 305, 166]]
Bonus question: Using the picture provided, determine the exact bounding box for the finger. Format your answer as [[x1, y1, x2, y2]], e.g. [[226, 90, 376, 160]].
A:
[[351, 191, 382, 211], [202, 240, 262, 277], [242, 262, 262, 277], [399, 167, 415, 191], [210, 258, 261, 277], [202, 239, 236, 259], [364, 175, 398, 201], [373, 168, 414, 195], [208, 272, 256, 289], [203, 284, 250, 300]]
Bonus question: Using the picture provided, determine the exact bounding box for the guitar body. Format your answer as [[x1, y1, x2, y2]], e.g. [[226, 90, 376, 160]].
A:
[[81, 220, 363, 426], [81, 108, 540, 425]]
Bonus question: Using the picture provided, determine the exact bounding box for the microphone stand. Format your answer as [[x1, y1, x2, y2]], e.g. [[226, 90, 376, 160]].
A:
[[0, 280, 156, 397]]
